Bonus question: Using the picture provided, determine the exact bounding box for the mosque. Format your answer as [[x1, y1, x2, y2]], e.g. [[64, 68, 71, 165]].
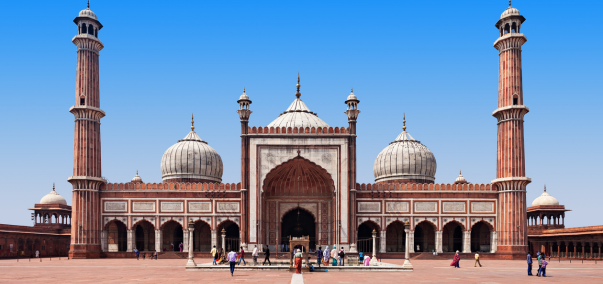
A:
[[1, 2, 601, 260]]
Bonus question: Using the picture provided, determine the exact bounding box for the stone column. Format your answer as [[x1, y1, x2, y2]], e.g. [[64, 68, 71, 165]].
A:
[[379, 231, 386, 253], [183, 230, 189, 252], [127, 230, 134, 252], [211, 230, 217, 249], [402, 222, 413, 269], [221, 229, 226, 251], [462, 231, 471, 253], [408, 230, 415, 253], [100, 230, 108, 252], [186, 221, 196, 267], [372, 230, 377, 257], [491, 231, 497, 253], [435, 231, 443, 253], [155, 230, 162, 252], [144, 230, 149, 251]]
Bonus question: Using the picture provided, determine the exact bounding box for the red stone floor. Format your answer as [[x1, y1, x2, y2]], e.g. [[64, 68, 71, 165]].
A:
[[1, 257, 602, 283]]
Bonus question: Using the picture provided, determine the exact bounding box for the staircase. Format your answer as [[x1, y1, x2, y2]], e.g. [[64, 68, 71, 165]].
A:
[[159, 252, 187, 259], [411, 252, 446, 260]]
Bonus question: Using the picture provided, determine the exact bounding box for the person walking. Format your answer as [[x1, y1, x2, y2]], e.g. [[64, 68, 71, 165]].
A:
[[527, 252, 533, 275], [330, 246, 338, 266], [210, 245, 218, 265], [171, 243, 174, 251], [252, 245, 258, 266], [450, 251, 460, 268], [540, 257, 548, 277], [179, 242, 183, 252], [536, 252, 542, 276], [294, 249, 303, 274], [474, 252, 482, 267], [134, 248, 140, 260], [35, 250, 39, 258], [142, 251, 146, 260], [339, 247, 345, 266], [262, 245, 271, 266], [154, 251, 158, 260], [315, 247, 323, 268], [322, 246, 330, 266], [237, 246, 246, 265], [227, 249, 238, 276]]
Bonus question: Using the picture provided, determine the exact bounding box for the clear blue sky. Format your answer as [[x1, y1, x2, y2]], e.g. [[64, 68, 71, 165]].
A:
[[0, 0, 601, 227]]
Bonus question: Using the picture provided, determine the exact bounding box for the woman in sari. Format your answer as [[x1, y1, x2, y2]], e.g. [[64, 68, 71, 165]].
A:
[[450, 250, 460, 268], [294, 249, 303, 274], [217, 248, 225, 264], [322, 246, 330, 266], [363, 255, 371, 266]]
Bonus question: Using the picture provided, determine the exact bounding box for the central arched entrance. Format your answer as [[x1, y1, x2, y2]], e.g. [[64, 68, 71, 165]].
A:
[[281, 207, 316, 250], [262, 156, 335, 251]]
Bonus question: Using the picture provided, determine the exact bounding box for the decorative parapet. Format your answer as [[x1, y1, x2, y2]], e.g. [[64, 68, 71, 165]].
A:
[[247, 126, 351, 135], [103, 182, 241, 191], [355, 183, 493, 192]]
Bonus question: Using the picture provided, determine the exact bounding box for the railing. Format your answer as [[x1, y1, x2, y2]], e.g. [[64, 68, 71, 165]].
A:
[[223, 238, 240, 252], [357, 238, 380, 255]]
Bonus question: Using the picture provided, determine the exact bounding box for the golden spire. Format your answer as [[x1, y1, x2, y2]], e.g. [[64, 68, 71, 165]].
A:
[[191, 114, 195, 131], [544, 184, 547, 192], [295, 73, 301, 99], [351, 87, 354, 93], [509, 0, 512, 7], [459, 170, 462, 175], [87, 0, 90, 9], [402, 113, 407, 131], [52, 182, 55, 191], [243, 87, 246, 93]]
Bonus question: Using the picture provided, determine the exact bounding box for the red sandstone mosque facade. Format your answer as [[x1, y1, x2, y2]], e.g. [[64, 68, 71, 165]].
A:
[[1, 3, 602, 260]]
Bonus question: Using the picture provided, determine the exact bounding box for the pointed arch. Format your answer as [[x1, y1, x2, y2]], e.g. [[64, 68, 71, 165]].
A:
[[263, 156, 334, 197]]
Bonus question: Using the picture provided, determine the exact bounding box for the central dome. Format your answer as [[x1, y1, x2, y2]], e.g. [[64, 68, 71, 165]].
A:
[[161, 121, 223, 183], [267, 75, 329, 129], [373, 118, 436, 184]]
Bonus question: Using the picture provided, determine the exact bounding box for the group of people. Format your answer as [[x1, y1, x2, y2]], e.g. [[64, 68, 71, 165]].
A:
[[211, 244, 271, 275], [314, 246, 346, 267], [527, 252, 548, 277], [133, 248, 158, 260]]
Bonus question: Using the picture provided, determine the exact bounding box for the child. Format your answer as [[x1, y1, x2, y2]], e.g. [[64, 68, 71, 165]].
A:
[[540, 258, 548, 277]]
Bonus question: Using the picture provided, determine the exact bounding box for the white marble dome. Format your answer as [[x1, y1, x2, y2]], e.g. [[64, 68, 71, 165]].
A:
[[531, 186, 559, 206], [40, 185, 67, 205], [500, 6, 520, 19], [374, 127, 437, 183], [268, 98, 329, 129], [79, 8, 97, 20], [455, 171, 467, 184], [131, 171, 142, 183], [161, 130, 223, 183]]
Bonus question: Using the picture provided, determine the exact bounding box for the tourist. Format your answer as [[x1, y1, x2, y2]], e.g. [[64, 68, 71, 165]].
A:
[[540, 257, 548, 277], [142, 251, 146, 260], [179, 242, 183, 252], [527, 252, 533, 275], [218, 248, 225, 264], [294, 249, 303, 274], [416, 244, 420, 252], [227, 249, 237, 276], [35, 250, 39, 258], [330, 246, 338, 266], [315, 246, 323, 268], [135, 248, 139, 260], [474, 252, 482, 267], [451, 251, 460, 268], [171, 243, 174, 251], [536, 252, 542, 276], [363, 255, 371, 266], [339, 247, 345, 266], [237, 246, 246, 265], [252, 245, 258, 266], [211, 245, 218, 265], [322, 246, 330, 266], [263, 245, 271, 266], [154, 251, 158, 260]]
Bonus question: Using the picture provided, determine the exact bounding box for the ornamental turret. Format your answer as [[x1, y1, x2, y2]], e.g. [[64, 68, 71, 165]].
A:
[[492, 1, 531, 257]]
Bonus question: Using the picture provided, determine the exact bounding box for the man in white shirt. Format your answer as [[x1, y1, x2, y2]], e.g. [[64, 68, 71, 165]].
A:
[[252, 245, 258, 266]]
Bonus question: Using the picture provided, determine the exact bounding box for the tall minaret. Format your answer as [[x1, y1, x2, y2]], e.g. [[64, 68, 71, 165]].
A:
[[68, 2, 105, 259], [492, 1, 531, 258], [237, 88, 252, 249], [344, 88, 359, 252]]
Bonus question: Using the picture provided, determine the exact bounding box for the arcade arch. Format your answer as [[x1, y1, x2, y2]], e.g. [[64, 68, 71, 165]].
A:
[[161, 220, 183, 252], [192, 220, 212, 252], [386, 221, 406, 252], [357, 221, 380, 254], [414, 221, 436, 252], [281, 207, 316, 250], [442, 221, 464, 252], [217, 220, 240, 252], [471, 221, 492, 252], [133, 220, 155, 251], [106, 220, 127, 252]]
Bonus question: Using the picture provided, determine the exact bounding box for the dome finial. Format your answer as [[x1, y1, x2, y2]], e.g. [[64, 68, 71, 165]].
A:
[[544, 184, 546, 192], [87, 0, 90, 9], [351, 87, 353, 93], [243, 87, 246, 93], [460, 170, 462, 175], [402, 113, 407, 131], [52, 182, 55, 191], [295, 73, 301, 99], [191, 114, 195, 131]]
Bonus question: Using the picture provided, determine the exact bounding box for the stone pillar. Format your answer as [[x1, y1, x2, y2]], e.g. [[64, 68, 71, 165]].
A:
[[349, 189, 357, 253], [183, 230, 189, 252], [211, 230, 217, 249], [186, 222, 196, 267], [127, 230, 134, 252], [221, 229, 226, 251], [435, 231, 443, 253], [379, 231, 386, 253], [144, 230, 149, 251], [408, 230, 415, 253], [462, 231, 471, 253], [372, 229, 377, 257], [491, 231, 497, 253], [155, 230, 162, 252], [100, 230, 108, 252], [402, 222, 413, 269]]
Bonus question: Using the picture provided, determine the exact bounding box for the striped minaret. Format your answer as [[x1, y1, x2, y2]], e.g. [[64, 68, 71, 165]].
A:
[[68, 3, 105, 259], [492, 2, 531, 259]]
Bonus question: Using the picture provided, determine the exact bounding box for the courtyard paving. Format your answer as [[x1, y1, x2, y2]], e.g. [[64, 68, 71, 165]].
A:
[[0, 257, 602, 283]]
